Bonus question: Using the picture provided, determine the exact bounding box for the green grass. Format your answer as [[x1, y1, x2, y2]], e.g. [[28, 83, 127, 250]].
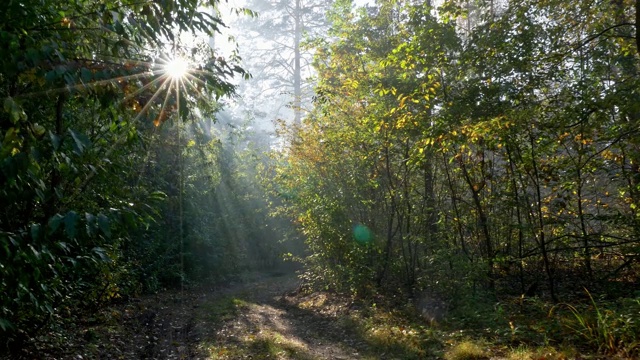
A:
[[307, 299, 446, 359], [200, 295, 249, 323], [444, 340, 487, 360], [196, 286, 640, 360], [555, 290, 640, 357], [504, 345, 577, 360], [206, 329, 317, 360]]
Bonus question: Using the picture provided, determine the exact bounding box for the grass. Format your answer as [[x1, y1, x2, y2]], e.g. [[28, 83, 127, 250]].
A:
[[444, 340, 487, 360], [554, 290, 640, 358], [206, 329, 316, 360], [199, 295, 249, 323], [193, 282, 640, 360], [315, 297, 447, 359], [199, 292, 318, 360], [504, 345, 577, 360]]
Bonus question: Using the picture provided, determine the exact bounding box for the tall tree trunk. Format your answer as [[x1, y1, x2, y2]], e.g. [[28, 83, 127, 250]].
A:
[[576, 165, 593, 282], [293, 0, 302, 125], [635, 0, 639, 55], [529, 133, 557, 302]]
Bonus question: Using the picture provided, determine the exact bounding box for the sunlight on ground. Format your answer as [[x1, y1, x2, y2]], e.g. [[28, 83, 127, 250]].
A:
[[443, 340, 487, 360], [194, 286, 587, 360], [206, 301, 312, 360]]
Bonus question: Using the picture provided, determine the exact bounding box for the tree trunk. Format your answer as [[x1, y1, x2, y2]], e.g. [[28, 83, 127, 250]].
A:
[[293, 0, 302, 125], [459, 157, 494, 291], [529, 133, 557, 302]]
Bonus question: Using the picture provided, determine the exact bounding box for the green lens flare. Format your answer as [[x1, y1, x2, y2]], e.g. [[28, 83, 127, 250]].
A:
[[353, 224, 373, 244]]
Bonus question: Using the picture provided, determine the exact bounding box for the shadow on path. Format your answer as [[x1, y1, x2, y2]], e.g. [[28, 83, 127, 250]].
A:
[[191, 273, 438, 360]]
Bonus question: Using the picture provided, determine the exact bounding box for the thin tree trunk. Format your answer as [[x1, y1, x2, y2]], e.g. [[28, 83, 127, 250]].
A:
[[44, 94, 66, 222], [293, 0, 302, 125], [459, 157, 494, 291], [529, 133, 557, 302], [506, 145, 526, 293]]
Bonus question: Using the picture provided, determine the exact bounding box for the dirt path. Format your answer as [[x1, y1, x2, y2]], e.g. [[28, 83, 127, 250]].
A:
[[14, 272, 619, 359], [94, 273, 375, 360], [22, 272, 435, 359], [192, 274, 370, 360]]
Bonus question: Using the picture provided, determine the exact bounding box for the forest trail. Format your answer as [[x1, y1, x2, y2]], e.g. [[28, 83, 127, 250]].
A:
[[57, 272, 385, 360], [20, 272, 617, 360]]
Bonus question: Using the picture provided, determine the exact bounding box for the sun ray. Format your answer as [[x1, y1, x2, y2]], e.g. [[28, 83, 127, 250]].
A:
[[155, 78, 175, 127], [133, 75, 174, 122], [184, 71, 209, 86], [7, 65, 155, 100], [4, 43, 234, 130], [119, 73, 167, 103], [182, 73, 205, 92]]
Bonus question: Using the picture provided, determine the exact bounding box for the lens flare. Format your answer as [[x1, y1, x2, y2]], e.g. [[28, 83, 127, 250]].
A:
[[353, 224, 373, 244], [165, 57, 189, 80]]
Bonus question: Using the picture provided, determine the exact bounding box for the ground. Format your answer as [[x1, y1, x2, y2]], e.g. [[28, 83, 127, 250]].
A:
[[10, 272, 634, 360], [20, 272, 434, 359]]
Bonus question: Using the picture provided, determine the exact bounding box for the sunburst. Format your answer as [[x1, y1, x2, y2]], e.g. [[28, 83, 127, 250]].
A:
[[164, 56, 190, 80]]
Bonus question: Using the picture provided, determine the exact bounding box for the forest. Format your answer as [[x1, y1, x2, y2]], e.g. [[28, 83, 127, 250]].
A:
[[1, 0, 640, 359]]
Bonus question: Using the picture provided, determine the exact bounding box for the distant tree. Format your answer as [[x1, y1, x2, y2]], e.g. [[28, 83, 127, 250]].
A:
[[231, 0, 333, 126]]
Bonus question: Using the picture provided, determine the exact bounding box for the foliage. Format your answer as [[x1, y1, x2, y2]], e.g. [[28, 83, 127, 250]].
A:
[[275, 0, 640, 304], [0, 0, 249, 352], [558, 291, 640, 356]]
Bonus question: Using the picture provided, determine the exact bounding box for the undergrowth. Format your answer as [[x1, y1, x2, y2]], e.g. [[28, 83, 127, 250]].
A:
[[443, 340, 488, 360], [553, 290, 640, 357]]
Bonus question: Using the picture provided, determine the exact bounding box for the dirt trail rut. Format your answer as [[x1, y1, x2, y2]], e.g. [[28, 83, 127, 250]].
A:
[[116, 273, 371, 360]]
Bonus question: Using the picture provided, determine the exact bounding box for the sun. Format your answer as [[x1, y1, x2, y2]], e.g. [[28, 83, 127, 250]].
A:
[[164, 57, 189, 80]]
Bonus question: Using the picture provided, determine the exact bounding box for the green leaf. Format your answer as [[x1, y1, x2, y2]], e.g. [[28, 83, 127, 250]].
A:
[[30, 123, 45, 137], [48, 214, 64, 233], [45, 70, 57, 83], [80, 68, 93, 83], [28, 244, 40, 259], [49, 130, 61, 150], [122, 210, 137, 229], [149, 191, 167, 201], [92, 247, 110, 262], [35, 188, 45, 201], [0, 318, 14, 331], [85, 213, 96, 236], [97, 213, 111, 238], [64, 211, 78, 239], [56, 241, 70, 253], [3, 97, 27, 123], [30, 223, 40, 241], [68, 129, 91, 155]]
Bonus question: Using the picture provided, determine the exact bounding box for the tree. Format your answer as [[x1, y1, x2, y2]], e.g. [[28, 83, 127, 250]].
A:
[[274, 0, 640, 304], [0, 0, 246, 350], [229, 0, 332, 127]]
